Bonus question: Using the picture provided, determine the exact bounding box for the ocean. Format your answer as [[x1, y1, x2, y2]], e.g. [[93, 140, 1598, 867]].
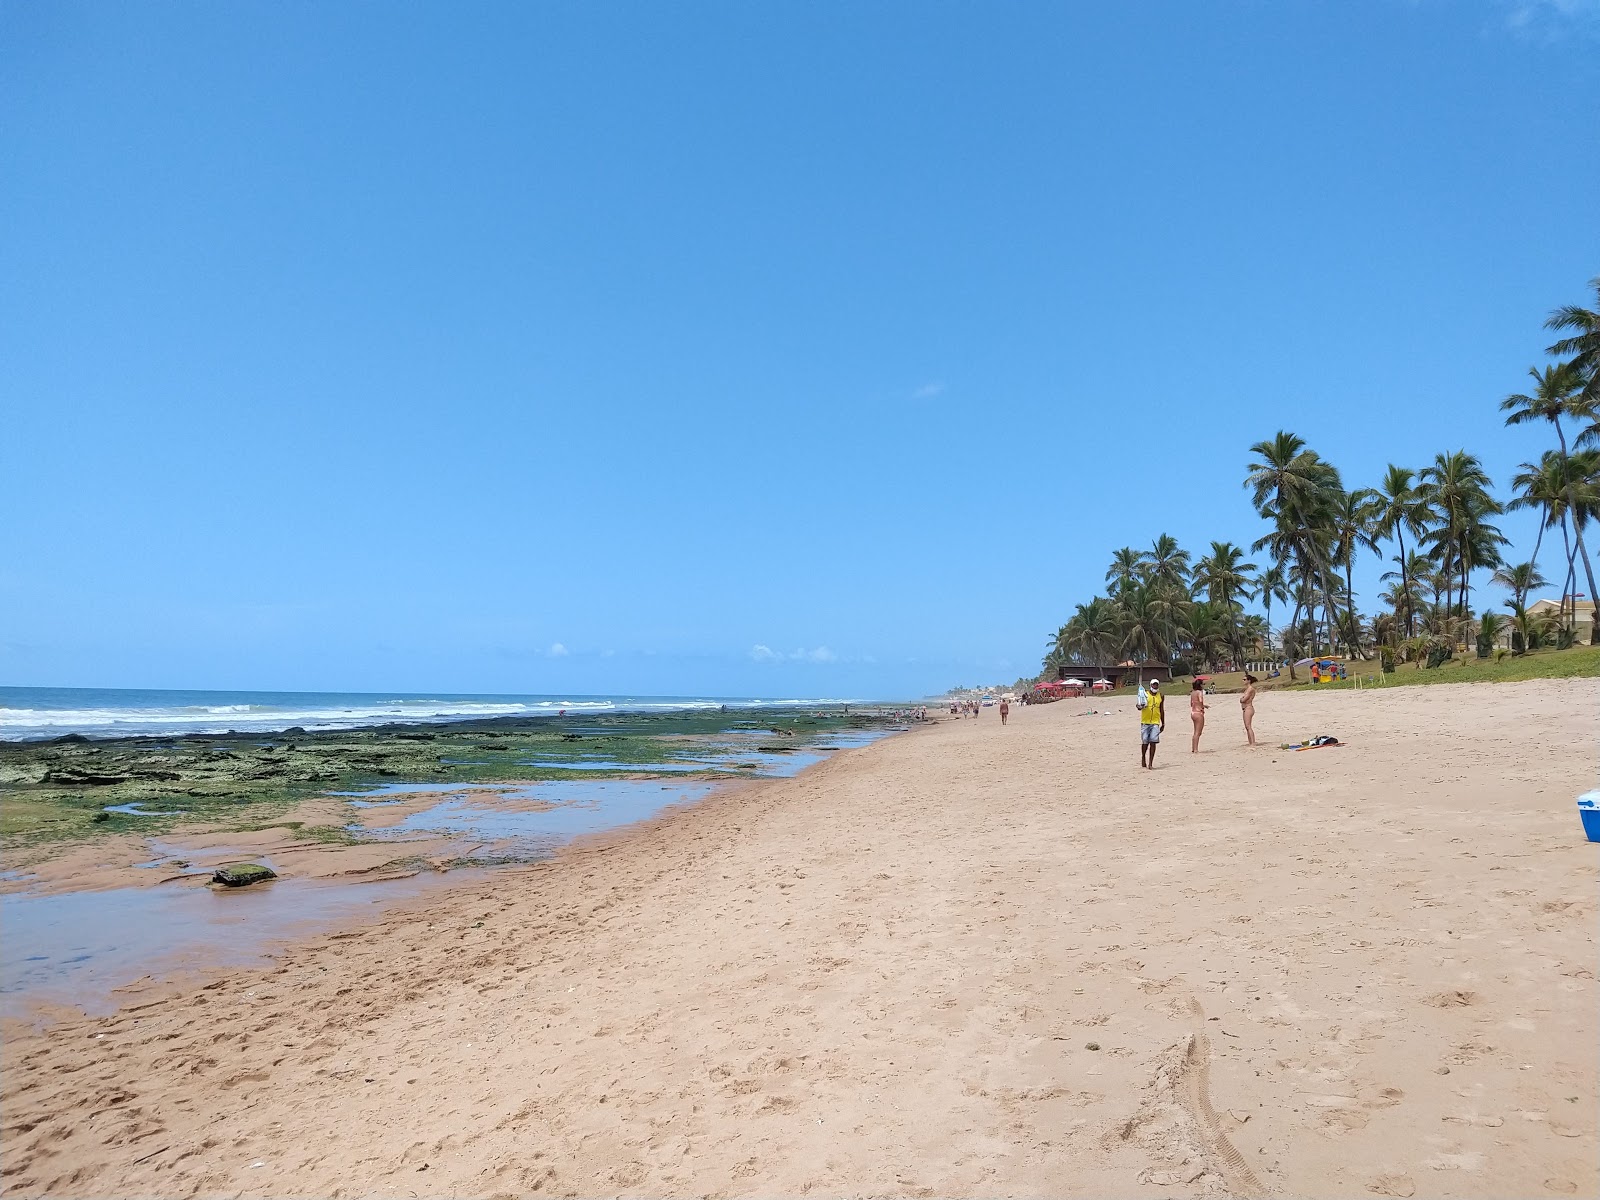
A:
[[0, 686, 863, 741]]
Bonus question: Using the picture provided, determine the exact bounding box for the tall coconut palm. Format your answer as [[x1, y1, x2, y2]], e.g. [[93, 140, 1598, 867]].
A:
[[1491, 562, 1547, 610], [1418, 450, 1504, 622], [1545, 276, 1600, 408], [1255, 564, 1289, 656], [1503, 360, 1599, 641], [1104, 547, 1145, 598], [1063, 597, 1121, 664], [1117, 584, 1167, 663], [1380, 550, 1428, 635], [1196, 540, 1257, 667], [1139, 535, 1192, 663], [1510, 454, 1574, 624], [1374, 465, 1425, 636], [1239, 613, 1269, 658], [1330, 487, 1382, 657], [1245, 432, 1343, 668], [1141, 535, 1192, 593], [1183, 602, 1229, 671]]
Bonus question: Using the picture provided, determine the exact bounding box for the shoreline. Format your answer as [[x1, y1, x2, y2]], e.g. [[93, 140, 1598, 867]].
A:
[[2, 679, 1594, 1197], [0, 729, 907, 1025], [0, 705, 914, 883]]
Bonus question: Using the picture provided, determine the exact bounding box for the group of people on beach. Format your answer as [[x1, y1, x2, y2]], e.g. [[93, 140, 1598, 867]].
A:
[[1136, 674, 1257, 769]]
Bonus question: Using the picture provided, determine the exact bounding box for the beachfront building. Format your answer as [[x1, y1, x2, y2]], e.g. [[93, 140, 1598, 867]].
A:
[[1480, 597, 1594, 650], [1528, 597, 1596, 642], [1054, 661, 1172, 688]]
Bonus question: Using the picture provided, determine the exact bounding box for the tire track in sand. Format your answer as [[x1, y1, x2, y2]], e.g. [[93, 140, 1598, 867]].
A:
[[1181, 995, 1265, 1198]]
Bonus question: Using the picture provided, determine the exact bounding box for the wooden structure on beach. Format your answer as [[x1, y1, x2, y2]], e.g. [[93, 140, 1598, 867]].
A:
[[1054, 662, 1171, 688]]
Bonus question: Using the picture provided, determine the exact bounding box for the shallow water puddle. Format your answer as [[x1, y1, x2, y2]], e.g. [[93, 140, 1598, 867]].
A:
[[0, 874, 457, 1021], [354, 779, 720, 852]]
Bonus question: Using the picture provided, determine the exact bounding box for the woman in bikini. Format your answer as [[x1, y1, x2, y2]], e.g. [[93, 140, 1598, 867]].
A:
[[1190, 678, 1207, 753], [1240, 673, 1258, 745]]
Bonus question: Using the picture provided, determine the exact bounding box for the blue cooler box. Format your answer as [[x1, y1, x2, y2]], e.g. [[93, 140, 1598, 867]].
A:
[[1580, 792, 1600, 843]]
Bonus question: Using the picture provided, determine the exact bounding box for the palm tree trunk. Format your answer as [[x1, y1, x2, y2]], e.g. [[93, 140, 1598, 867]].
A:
[[1559, 515, 1575, 636], [1344, 557, 1364, 658], [1395, 526, 1412, 638], [1553, 419, 1599, 643], [1530, 508, 1547, 590], [1285, 594, 1303, 681]]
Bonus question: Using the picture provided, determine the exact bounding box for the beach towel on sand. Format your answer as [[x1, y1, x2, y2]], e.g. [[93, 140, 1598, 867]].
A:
[[1282, 734, 1342, 751]]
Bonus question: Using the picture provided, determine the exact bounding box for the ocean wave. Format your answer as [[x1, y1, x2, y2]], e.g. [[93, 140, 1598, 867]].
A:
[[0, 692, 865, 741]]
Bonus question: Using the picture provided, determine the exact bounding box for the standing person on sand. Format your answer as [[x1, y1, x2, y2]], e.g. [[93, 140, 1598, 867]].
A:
[[999, 697, 1010, 725], [1240, 674, 1258, 745], [1189, 679, 1207, 753], [1139, 680, 1165, 769]]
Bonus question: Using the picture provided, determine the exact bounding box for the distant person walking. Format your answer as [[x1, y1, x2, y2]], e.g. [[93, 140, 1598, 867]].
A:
[[999, 697, 1010, 725], [1189, 679, 1207, 753], [1139, 680, 1165, 769], [1240, 674, 1258, 745]]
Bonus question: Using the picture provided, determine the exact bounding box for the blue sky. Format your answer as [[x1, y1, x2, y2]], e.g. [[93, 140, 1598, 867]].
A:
[[3, 1, 1597, 698]]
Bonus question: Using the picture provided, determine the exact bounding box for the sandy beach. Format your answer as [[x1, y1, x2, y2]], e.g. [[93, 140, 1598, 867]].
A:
[[2, 679, 1595, 1198]]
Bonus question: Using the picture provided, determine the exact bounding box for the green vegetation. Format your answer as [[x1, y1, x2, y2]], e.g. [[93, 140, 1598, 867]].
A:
[[1039, 277, 1600, 687], [0, 708, 898, 853]]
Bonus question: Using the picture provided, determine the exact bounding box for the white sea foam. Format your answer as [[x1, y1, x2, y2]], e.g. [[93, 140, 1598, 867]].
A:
[[0, 692, 865, 741]]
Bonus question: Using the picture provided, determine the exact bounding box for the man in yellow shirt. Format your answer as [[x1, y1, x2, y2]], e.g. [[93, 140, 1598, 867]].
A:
[[1139, 679, 1166, 769]]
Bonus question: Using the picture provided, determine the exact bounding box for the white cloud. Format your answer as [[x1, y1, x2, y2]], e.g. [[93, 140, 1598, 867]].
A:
[[911, 381, 946, 399], [751, 643, 839, 664], [549, 642, 569, 657], [1490, 0, 1599, 37]]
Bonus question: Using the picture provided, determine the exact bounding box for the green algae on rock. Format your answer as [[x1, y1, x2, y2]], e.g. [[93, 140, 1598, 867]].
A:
[[212, 863, 277, 887]]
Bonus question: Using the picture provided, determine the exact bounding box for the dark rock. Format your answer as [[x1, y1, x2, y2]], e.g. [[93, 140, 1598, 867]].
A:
[[282, 727, 308, 736], [43, 770, 130, 786], [52, 733, 92, 744], [212, 863, 276, 887]]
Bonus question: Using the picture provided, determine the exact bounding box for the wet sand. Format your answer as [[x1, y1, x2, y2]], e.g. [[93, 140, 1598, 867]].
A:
[[2, 680, 1595, 1198]]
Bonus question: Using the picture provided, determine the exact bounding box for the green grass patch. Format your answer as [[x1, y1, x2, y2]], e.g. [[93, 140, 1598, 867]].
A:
[[1096, 644, 1600, 698]]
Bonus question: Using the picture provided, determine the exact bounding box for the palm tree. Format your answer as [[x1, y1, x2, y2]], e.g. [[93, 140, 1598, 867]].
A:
[[1141, 535, 1192, 592], [1490, 562, 1547, 611], [1245, 432, 1343, 668], [1140, 535, 1192, 663], [1118, 584, 1167, 663], [1503, 359, 1599, 641], [1183, 602, 1229, 671], [1239, 613, 1269, 659], [1380, 550, 1427, 635], [1330, 487, 1382, 657], [1195, 540, 1257, 668], [1505, 601, 1555, 655], [1418, 450, 1504, 623], [1255, 564, 1289, 657], [1477, 610, 1508, 656], [1063, 597, 1121, 664], [1105, 547, 1145, 598], [1545, 276, 1600, 408], [1374, 465, 1425, 636]]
